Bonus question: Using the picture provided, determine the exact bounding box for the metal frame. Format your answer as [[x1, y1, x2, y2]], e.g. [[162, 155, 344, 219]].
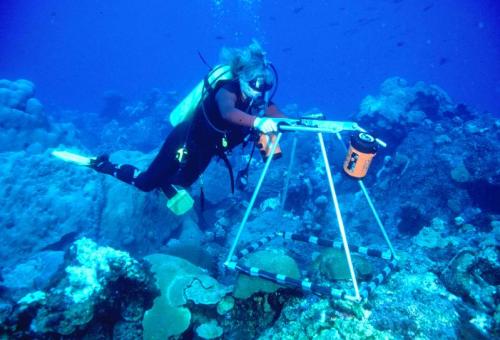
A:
[[224, 119, 397, 302], [226, 231, 398, 299]]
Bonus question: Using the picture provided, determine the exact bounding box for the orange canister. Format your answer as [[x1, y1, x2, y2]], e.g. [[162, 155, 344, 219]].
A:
[[343, 132, 378, 178], [257, 133, 282, 161]]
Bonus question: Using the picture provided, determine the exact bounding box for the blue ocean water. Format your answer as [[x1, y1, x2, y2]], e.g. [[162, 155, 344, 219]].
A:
[[1, 0, 499, 117]]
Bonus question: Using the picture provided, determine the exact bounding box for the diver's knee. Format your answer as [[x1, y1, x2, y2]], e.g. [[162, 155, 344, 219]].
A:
[[114, 164, 155, 192], [134, 182, 156, 192], [132, 175, 157, 192]]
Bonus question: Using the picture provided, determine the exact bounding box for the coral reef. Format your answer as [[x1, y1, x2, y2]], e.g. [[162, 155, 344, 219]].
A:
[[233, 249, 301, 299], [441, 239, 499, 317], [369, 270, 460, 338], [350, 77, 500, 228], [0, 79, 75, 153], [142, 253, 231, 339], [397, 204, 428, 236], [313, 248, 373, 282], [413, 217, 461, 249], [195, 319, 224, 339], [0, 251, 64, 301], [0, 238, 158, 338], [357, 77, 455, 148], [259, 297, 391, 339]]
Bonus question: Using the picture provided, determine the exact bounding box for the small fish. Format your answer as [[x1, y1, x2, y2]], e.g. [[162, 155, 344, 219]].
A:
[[396, 41, 405, 47], [357, 17, 379, 26], [281, 47, 293, 53], [215, 35, 225, 40], [439, 57, 449, 65], [293, 6, 304, 14]]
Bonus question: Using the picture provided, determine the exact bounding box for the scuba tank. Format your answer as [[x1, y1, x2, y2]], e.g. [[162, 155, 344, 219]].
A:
[[343, 132, 378, 179], [169, 64, 232, 127]]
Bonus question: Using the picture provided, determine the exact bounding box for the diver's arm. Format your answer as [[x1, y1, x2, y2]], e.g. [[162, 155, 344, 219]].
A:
[[216, 88, 256, 127], [264, 103, 286, 118]]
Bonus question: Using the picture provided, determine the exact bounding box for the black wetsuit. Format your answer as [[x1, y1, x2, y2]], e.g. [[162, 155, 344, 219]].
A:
[[93, 79, 257, 197]]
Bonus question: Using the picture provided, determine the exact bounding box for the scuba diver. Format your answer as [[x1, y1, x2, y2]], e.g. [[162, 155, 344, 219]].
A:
[[89, 41, 285, 215]]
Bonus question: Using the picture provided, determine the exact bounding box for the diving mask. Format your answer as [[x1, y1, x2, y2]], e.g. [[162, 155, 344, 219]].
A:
[[240, 76, 273, 100]]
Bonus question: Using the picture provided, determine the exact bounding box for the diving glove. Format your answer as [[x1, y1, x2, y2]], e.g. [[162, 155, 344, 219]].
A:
[[253, 117, 278, 134]]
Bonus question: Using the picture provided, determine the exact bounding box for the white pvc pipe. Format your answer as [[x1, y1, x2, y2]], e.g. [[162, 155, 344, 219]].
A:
[[358, 181, 398, 259], [281, 135, 297, 209], [318, 133, 361, 301], [225, 133, 283, 266]]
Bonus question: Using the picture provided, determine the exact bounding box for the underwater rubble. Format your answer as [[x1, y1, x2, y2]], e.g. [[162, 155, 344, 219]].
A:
[[1, 77, 499, 338]]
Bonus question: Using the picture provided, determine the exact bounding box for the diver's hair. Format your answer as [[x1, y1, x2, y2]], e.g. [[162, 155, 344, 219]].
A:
[[220, 40, 268, 80]]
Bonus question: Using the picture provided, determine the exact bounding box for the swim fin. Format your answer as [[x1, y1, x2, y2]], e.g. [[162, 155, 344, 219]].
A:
[[51, 150, 95, 166]]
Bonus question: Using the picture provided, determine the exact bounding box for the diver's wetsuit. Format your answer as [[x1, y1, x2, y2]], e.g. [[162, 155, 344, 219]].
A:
[[92, 79, 272, 198]]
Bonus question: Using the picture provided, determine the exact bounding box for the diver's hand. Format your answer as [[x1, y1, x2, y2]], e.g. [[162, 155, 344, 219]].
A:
[[253, 117, 278, 134]]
